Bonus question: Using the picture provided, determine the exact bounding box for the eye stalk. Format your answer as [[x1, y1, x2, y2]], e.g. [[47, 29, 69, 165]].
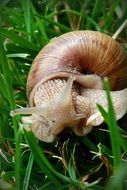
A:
[[10, 107, 46, 117]]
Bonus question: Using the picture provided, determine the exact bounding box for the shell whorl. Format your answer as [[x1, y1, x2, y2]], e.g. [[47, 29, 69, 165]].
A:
[[27, 30, 127, 106]]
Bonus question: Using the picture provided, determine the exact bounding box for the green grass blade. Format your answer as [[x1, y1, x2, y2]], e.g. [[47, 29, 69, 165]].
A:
[[0, 74, 10, 101], [87, 0, 103, 29], [105, 162, 127, 190], [104, 0, 120, 30], [13, 121, 22, 190], [24, 129, 63, 187], [30, 1, 49, 46], [0, 32, 22, 189], [32, 13, 71, 33], [25, 129, 71, 183], [68, 150, 76, 180], [104, 79, 121, 169], [0, 27, 39, 51], [97, 104, 108, 124], [98, 80, 122, 171], [82, 136, 98, 152], [22, 152, 34, 190], [22, 0, 31, 41], [0, 35, 14, 105], [24, 129, 93, 189], [97, 79, 127, 190]]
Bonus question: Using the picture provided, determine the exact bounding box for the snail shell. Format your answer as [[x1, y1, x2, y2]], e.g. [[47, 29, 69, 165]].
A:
[[11, 30, 127, 142], [27, 30, 127, 106]]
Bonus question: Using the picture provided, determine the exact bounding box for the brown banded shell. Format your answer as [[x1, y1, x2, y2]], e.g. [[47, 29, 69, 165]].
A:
[[27, 30, 127, 106]]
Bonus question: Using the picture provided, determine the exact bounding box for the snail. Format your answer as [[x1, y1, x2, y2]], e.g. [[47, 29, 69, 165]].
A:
[[11, 30, 127, 142]]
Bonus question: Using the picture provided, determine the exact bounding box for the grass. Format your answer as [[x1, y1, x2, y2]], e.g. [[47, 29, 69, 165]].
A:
[[0, 0, 127, 189]]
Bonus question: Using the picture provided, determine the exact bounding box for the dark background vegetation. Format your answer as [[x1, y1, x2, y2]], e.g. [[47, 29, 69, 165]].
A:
[[0, 0, 127, 190]]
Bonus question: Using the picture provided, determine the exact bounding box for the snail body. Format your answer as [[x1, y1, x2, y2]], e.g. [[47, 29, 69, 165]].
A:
[[11, 30, 127, 142]]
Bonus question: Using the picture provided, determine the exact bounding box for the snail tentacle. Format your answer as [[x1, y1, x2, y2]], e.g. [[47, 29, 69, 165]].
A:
[[59, 75, 76, 106], [10, 105, 48, 117]]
